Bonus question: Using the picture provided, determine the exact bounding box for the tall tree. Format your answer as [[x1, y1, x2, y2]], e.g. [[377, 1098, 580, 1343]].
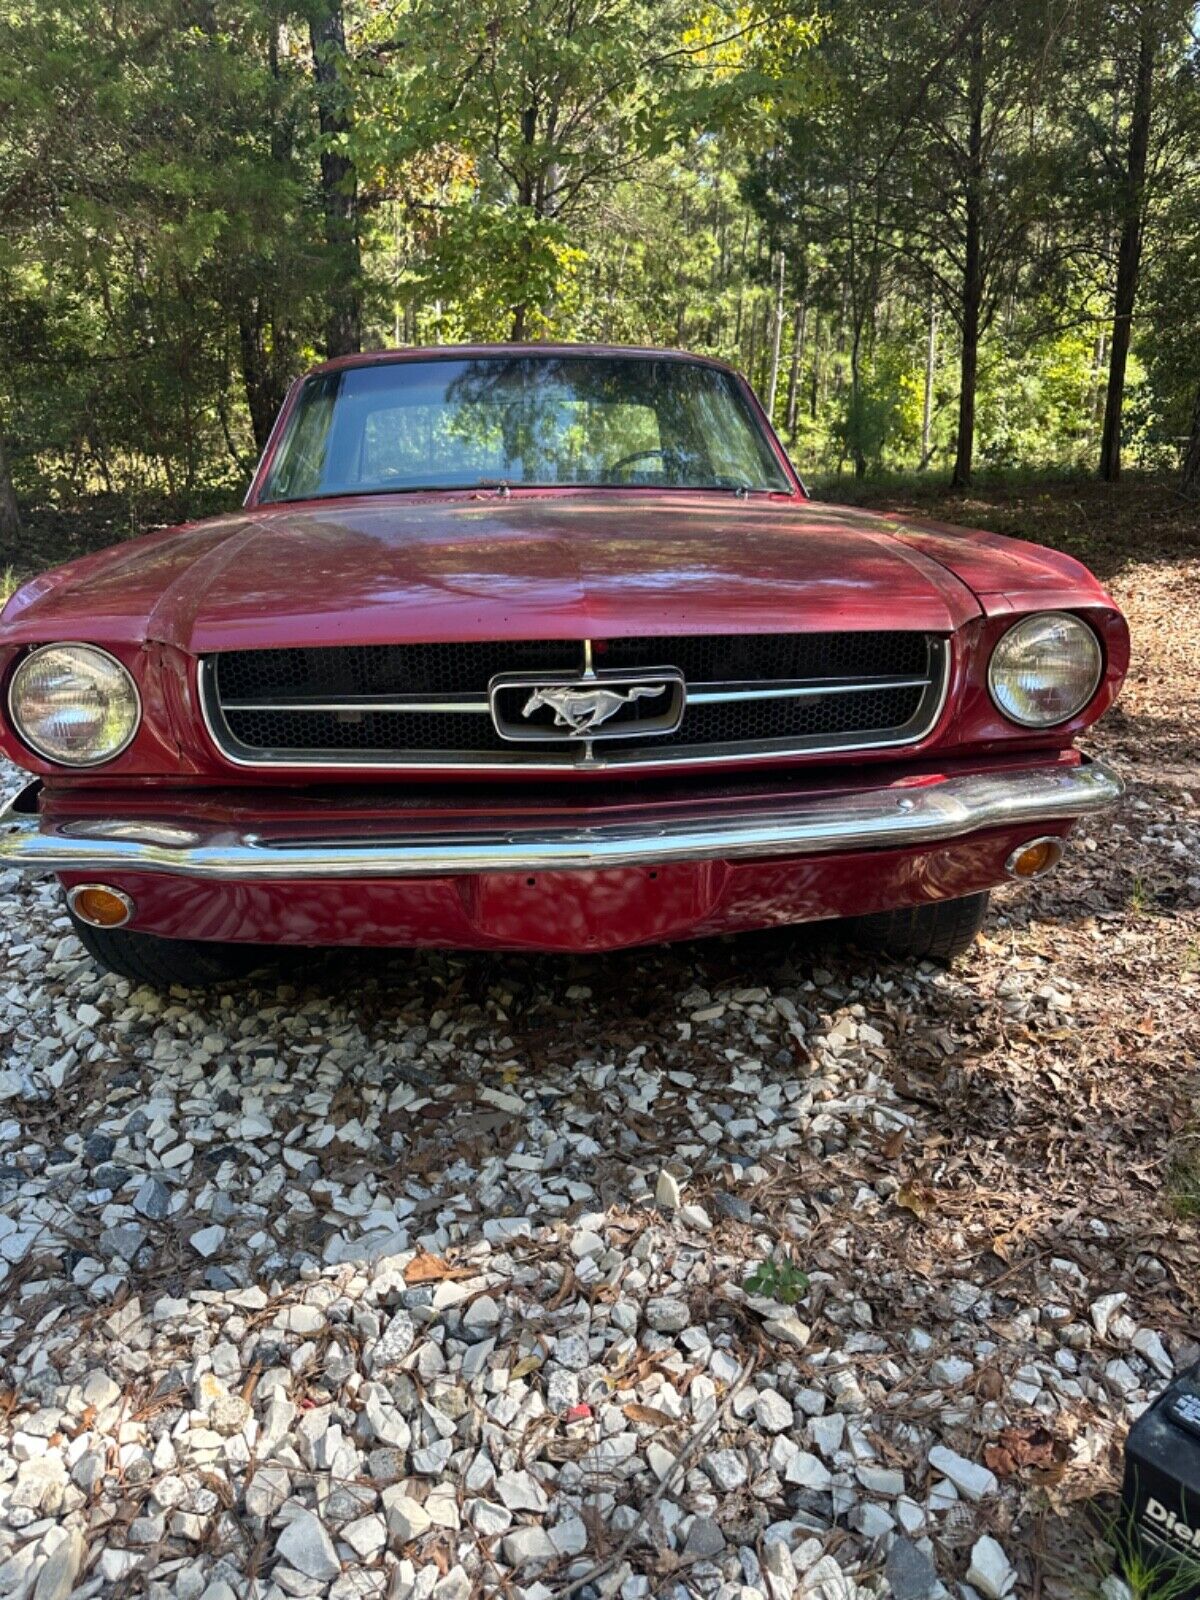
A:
[[883, 0, 1074, 486], [1076, 0, 1197, 480], [1099, 1, 1157, 480], [1138, 69, 1200, 495], [309, 0, 361, 357]]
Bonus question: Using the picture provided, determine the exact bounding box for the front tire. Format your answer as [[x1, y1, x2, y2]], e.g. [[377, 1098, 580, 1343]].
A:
[[68, 910, 259, 989], [842, 891, 990, 965]]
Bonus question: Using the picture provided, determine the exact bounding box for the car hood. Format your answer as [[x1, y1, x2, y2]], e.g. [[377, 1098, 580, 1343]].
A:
[[2, 490, 1100, 655]]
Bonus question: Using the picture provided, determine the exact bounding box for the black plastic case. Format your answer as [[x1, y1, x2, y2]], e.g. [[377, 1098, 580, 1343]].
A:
[[1122, 1361, 1200, 1593]]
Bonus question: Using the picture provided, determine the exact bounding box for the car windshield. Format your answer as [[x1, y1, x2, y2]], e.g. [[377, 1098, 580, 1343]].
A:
[[258, 354, 793, 501]]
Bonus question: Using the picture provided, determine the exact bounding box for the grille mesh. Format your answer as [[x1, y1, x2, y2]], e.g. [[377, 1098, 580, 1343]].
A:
[[207, 632, 943, 765], [217, 640, 582, 700], [224, 707, 544, 754], [602, 632, 929, 682]]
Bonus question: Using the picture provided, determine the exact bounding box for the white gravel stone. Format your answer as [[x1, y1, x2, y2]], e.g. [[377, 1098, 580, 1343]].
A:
[[1132, 1327, 1174, 1378], [851, 1501, 895, 1539], [384, 1490, 432, 1543], [342, 1513, 387, 1559], [807, 1413, 846, 1457], [929, 1356, 974, 1386], [966, 1535, 1016, 1598], [763, 1312, 810, 1349], [784, 1451, 833, 1490], [468, 1499, 512, 1535], [928, 1444, 997, 1501], [502, 1525, 557, 1567], [32, 1528, 85, 1600], [495, 1469, 549, 1512], [372, 1310, 416, 1367], [277, 1304, 327, 1336], [644, 1296, 690, 1332], [857, 1465, 905, 1496], [704, 1448, 748, 1491], [1091, 1292, 1127, 1339], [462, 1294, 501, 1330], [754, 1389, 795, 1433], [189, 1225, 226, 1258], [275, 1510, 341, 1582]]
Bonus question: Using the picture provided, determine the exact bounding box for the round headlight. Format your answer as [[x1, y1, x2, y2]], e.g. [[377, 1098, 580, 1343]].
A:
[[8, 644, 141, 765], [988, 612, 1103, 728]]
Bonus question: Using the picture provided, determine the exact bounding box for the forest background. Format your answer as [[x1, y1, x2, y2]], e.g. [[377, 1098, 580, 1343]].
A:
[[1, 0, 1198, 550]]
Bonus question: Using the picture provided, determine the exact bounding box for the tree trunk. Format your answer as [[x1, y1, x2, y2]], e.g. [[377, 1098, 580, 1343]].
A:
[[1183, 384, 1200, 497], [849, 324, 866, 479], [508, 108, 540, 341], [920, 291, 938, 469], [238, 310, 291, 454], [0, 428, 20, 543], [1099, 4, 1155, 482], [745, 300, 760, 386], [310, 3, 361, 359], [952, 21, 986, 489], [766, 251, 787, 419], [786, 301, 807, 438], [809, 312, 821, 420], [1090, 329, 1106, 432]]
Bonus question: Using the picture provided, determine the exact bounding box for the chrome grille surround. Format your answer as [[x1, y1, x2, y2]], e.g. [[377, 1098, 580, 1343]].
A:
[[199, 634, 951, 771]]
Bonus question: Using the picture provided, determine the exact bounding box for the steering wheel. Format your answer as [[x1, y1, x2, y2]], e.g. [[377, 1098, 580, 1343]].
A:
[[604, 447, 671, 481]]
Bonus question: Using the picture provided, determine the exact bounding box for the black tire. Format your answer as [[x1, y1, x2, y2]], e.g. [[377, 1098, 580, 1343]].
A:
[[68, 910, 260, 989], [842, 891, 990, 965]]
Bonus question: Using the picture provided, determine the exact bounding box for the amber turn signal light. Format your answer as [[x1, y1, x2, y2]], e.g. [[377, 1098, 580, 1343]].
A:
[[1004, 836, 1065, 880], [68, 883, 135, 928]]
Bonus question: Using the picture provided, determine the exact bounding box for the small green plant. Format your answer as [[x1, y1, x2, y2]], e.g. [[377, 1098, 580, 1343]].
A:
[[743, 1257, 810, 1305], [1128, 876, 1150, 914], [1167, 1144, 1200, 1219], [1117, 1544, 1200, 1600]]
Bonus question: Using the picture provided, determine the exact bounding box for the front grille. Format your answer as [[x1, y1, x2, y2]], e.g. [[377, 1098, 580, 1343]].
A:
[[202, 632, 949, 769]]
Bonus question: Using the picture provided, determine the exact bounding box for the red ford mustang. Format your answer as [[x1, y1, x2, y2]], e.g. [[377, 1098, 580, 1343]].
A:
[[0, 346, 1127, 987]]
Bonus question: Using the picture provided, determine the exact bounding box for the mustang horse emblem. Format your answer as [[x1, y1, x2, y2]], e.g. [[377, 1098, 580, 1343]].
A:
[[522, 683, 666, 736]]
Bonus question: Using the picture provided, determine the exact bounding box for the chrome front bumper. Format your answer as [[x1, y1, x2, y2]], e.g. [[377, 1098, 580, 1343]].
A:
[[0, 760, 1123, 880]]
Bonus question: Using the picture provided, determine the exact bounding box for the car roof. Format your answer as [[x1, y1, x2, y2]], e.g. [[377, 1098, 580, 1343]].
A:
[[307, 343, 742, 378]]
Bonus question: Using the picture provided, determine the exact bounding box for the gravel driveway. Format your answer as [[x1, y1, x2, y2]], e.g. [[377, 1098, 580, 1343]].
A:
[[1, 554, 1197, 1600]]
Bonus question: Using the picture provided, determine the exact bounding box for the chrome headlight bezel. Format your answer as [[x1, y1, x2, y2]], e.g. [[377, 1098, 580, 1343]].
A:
[[987, 612, 1104, 729], [8, 642, 142, 767]]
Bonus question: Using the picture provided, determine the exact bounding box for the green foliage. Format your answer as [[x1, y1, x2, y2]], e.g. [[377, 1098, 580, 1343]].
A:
[[831, 344, 925, 473], [743, 1257, 810, 1306], [402, 206, 586, 344], [975, 329, 1105, 472], [0, 0, 1196, 523]]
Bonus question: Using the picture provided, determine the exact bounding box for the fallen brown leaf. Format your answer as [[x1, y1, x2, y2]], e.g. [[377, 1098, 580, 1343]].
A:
[[403, 1252, 473, 1285], [622, 1402, 677, 1429]]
